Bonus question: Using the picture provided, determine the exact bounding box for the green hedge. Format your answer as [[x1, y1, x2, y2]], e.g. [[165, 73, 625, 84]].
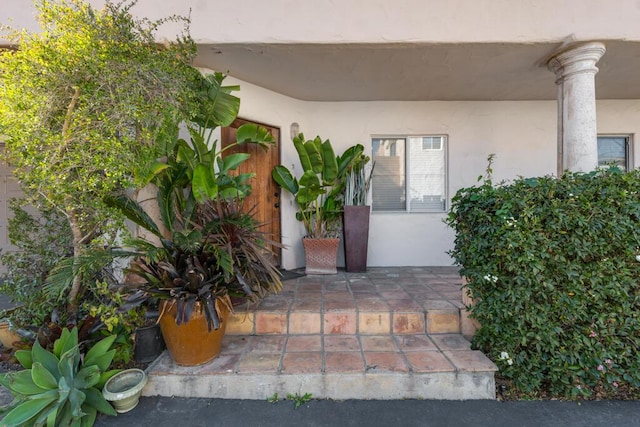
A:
[[446, 163, 640, 398]]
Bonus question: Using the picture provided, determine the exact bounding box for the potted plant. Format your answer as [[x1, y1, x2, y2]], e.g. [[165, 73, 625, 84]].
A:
[[342, 145, 374, 272], [98, 287, 165, 365], [45, 70, 281, 366], [132, 307, 165, 364], [106, 120, 282, 366], [272, 133, 359, 274], [117, 196, 283, 365]]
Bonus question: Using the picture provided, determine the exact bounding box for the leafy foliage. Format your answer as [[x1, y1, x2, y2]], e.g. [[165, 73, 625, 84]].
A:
[[146, 119, 275, 230], [343, 144, 374, 206], [106, 73, 281, 331], [446, 160, 640, 398], [111, 195, 283, 332], [0, 0, 202, 318], [81, 281, 145, 366], [0, 199, 73, 327], [272, 133, 360, 237], [286, 392, 313, 409], [195, 198, 283, 300], [0, 327, 119, 426]]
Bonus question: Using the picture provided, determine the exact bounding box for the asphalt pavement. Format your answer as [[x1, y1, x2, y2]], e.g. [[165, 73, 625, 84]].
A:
[[93, 396, 640, 427]]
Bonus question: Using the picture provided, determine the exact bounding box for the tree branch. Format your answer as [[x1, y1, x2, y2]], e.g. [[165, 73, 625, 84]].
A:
[[62, 86, 80, 139]]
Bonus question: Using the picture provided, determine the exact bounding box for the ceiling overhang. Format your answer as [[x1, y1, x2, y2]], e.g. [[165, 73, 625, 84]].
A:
[[194, 41, 640, 102]]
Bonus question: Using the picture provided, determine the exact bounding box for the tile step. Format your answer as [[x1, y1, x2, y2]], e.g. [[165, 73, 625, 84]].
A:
[[226, 272, 467, 336], [143, 333, 497, 400], [144, 368, 496, 400], [227, 307, 463, 336]]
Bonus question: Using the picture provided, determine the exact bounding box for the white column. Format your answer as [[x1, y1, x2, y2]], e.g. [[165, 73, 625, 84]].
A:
[[546, 42, 606, 175]]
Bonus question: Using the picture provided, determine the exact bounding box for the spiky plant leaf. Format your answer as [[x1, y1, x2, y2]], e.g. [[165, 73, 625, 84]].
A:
[[202, 295, 220, 332], [82, 350, 116, 374], [57, 376, 70, 403], [73, 365, 100, 390], [83, 334, 116, 368], [83, 387, 116, 416], [57, 347, 77, 386], [1, 370, 47, 396], [31, 362, 58, 390], [53, 327, 78, 360], [14, 350, 33, 369], [79, 404, 97, 427], [31, 341, 60, 381], [0, 396, 55, 426], [57, 400, 73, 426], [68, 388, 86, 419], [26, 389, 58, 401]]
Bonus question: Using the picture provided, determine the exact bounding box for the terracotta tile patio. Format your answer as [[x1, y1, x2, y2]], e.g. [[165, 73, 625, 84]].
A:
[[144, 267, 498, 400]]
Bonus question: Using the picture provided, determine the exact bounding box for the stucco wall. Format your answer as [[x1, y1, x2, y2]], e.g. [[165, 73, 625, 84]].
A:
[[228, 76, 640, 268], [5, 1, 640, 44], [304, 100, 558, 267]]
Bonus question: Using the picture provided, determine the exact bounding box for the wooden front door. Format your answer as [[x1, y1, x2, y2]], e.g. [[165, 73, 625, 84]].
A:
[[221, 119, 282, 265]]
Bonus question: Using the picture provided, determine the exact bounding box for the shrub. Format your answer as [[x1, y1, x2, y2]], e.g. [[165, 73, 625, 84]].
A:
[[446, 160, 640, 398], [0, 0, 202, 319], [0, 199, 73, 327]]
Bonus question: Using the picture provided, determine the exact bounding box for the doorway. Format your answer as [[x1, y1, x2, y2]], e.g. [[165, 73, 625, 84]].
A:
[[221, 119, 282, 265]]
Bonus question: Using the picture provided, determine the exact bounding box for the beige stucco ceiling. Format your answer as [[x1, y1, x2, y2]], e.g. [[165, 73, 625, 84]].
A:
[[194, 41, 640, 102]]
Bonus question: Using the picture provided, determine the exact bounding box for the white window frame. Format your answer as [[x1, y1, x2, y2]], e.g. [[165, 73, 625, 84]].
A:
[[371, 135, 448, 213]]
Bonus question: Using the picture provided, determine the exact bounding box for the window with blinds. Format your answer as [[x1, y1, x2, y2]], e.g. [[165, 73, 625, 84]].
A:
[[371, 136, 447, 212], [597, 135, 630, 171]]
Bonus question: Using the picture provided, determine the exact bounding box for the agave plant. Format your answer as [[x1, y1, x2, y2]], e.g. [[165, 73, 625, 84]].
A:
[[0, 327, 119, 426]]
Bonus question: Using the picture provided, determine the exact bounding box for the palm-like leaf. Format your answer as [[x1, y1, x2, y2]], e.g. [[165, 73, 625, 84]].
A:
[[191, 72, 240, 129]]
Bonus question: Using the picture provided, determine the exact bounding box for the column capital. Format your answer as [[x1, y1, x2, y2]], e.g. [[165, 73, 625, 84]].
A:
[[546, 42, 606, 83]]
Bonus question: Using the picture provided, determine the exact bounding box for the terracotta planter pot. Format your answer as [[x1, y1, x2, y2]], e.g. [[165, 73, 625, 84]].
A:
[[159, 300, 229, 366], [342, 205, 370, 272], [0, 322, 21, 349], [303, 237, 340, 275]]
